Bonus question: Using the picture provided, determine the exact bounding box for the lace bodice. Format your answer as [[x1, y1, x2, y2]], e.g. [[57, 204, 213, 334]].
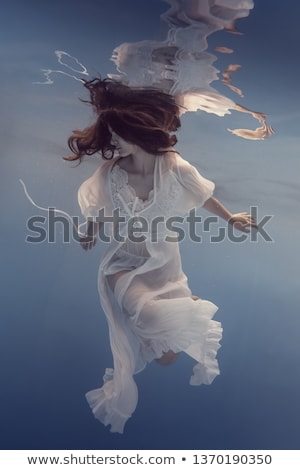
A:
[[110, 164, 155, 217], [110, 160, 186, 223]]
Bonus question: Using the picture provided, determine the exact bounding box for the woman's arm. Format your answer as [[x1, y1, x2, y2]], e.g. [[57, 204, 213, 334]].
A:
[[203, 197, 257, 233], [202, 197, 232, 221], [80, 220, 103, 251]]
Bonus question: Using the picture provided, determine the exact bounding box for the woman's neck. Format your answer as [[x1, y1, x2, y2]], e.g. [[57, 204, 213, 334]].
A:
[[122, 149, 156, 176]]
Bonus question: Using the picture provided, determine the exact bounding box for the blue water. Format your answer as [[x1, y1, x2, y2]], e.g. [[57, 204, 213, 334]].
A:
[[1, 0, 300, 450]]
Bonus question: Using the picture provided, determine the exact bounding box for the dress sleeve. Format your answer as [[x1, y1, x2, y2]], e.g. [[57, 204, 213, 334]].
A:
[[175, 154, 215, 210], [78, 162, 113, 220]]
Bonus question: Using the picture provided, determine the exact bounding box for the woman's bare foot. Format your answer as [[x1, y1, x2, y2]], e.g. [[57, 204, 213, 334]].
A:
[[155, 350, 179, 366]]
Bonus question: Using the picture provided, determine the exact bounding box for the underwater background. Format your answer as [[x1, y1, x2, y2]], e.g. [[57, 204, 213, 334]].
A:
[[1, 0, 300, 450]]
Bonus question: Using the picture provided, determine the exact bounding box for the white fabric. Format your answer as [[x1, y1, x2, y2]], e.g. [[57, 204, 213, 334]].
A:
[[78, 151, 222, 433]]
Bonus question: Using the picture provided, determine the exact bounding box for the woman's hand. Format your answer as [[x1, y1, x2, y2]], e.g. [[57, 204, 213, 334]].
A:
[[228, 212, 258, 233], [80, 234, 97, 251]]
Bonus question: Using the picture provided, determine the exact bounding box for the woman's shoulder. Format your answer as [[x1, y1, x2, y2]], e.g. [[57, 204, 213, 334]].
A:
[[161, 150, 183, 169], [82, 158, 116, 184], [95, 158, 117, 175], [78, 159, 116, 216], [79, 159, 116, 196], [161, 150, 192, 175]]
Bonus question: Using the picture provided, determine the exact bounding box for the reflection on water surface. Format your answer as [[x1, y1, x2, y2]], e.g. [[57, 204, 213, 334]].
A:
[[35, 0, 274, 141]]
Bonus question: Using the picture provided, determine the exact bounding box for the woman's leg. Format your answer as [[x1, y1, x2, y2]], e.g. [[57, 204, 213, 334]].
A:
[[155, 294, 200, 365], [108, 272, 200, 366]]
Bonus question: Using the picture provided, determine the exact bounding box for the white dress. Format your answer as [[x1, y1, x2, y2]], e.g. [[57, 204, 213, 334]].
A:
[[78, 151, 222, 433]]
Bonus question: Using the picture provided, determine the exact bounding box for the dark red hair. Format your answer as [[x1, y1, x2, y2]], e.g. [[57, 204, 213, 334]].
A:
[[66, 77, 181, 161]]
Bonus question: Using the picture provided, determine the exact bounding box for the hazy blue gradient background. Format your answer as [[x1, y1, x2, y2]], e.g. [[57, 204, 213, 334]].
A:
[[1, 0, 300, 450]]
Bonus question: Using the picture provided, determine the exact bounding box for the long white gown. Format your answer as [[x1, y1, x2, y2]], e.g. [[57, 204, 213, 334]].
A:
[[78, 151, 222, 433]]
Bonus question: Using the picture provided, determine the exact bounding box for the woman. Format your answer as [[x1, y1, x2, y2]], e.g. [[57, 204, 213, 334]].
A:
[[67, 78, 256, 433]]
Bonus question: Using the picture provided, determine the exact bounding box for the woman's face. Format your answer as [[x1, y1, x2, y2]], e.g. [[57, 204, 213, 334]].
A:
[[108, 126, 137, 158]]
